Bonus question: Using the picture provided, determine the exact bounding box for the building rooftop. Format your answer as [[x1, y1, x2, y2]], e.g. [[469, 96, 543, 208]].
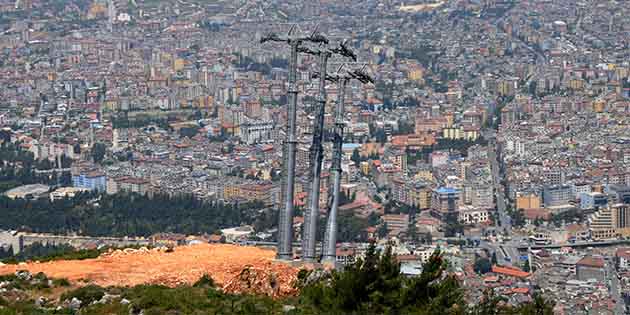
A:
[[576, 256, 605, 268]]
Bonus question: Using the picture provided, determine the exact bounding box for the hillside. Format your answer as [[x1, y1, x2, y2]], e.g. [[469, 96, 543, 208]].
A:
[[0, 244, 299, 297]]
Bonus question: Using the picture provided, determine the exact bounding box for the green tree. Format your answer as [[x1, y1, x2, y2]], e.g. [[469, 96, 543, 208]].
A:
[[351, 148, 361, 166], [90, 143, 106, 164], [423, 232, 433, 245], [407, 221, 418, 242], [377, 222, 388, 238], [180, 126, 199, 138], [300, 245, 464, 315], [514, 293, 555, 315], [367, 212, 379, 226], [337, 212, 368, 242], [474, 257, 492, 274]]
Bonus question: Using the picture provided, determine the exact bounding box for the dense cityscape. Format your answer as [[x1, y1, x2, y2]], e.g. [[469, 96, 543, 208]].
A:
[[0, 0, 629, 314]]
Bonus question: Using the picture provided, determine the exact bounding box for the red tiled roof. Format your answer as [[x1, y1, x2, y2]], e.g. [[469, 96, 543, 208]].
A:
[[491, 265, 530, 278], [507, 287, 530, 294], [483, 275, 499, 283], [577, 256, 605, 268]]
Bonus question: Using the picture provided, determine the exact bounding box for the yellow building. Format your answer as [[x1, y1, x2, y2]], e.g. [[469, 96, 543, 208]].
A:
[[193, 96, 214, 109], [569, 79, 584, 90], [259, 168, 271, 181], [497, 81, 514, 96], [444, 112, 454, 128], [407, 67, 424, 83], [443, 127, 463, 140], [361, 142, 381, 157], [360, 161, 370, 175], [87, 3, 107, 19], [414, 169, 434, 182], [223, 184, 241, 200], [408, 186, 432, 209], [591, 204, 630, 240], [103, 100, 118, 112], [592, 99, 606, 113], [442, 126, 479, 141], [463, 128, 479, 141], [173, 58, 186, 71], [516, 193, 541, 210]]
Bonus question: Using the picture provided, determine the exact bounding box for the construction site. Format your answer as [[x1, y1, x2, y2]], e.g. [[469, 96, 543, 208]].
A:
[[0, 244, 300, 298]]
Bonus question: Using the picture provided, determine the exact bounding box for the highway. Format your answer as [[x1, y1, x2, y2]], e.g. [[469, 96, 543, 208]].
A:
[[517, 239, 630, 250]]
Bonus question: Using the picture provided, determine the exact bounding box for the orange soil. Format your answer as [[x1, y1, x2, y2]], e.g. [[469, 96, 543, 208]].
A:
[[0, 244, 299, 296]]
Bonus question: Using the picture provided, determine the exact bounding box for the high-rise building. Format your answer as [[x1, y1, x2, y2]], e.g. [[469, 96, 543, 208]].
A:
[[580, 192, 608, 210], [590, 204, 630, 240], [432, 187, 460, 213], [543, 185, 572, 207]]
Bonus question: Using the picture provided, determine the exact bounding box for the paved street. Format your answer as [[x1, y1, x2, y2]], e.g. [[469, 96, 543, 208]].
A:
[[608, 261, 626, 314], [487, 133, 512, 235]]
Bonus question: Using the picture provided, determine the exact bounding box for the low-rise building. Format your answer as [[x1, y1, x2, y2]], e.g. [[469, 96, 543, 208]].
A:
[[458, 207, 490, 224], [576, 256, 606, 282], [50, 187, 90, 201], [4, 184, 50, 200]]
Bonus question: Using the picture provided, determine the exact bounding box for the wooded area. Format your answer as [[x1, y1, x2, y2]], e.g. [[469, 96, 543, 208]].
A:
[[0, 192, 266, 237]]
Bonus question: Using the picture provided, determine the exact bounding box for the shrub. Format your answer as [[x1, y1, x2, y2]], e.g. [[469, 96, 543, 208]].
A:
[[53, 278, 71, 287], [61, 285, 105, 305], [193, 274, 214, 288]]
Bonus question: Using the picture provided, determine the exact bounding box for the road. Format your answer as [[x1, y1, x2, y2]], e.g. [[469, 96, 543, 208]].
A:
[[487, 132, 511, 235], [489, 1, 547, 86], [478, 129, 523, 265], [608, 261, 626, 314]]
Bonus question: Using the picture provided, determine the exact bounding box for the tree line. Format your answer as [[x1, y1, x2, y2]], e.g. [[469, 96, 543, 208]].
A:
[[298, 244, 553, 314], [0, 141, 72, 192], [0, 242, 102, 264], [0, 192, 267, 237]]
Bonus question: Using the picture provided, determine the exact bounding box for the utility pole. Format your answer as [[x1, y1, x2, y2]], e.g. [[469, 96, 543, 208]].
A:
[[260, 26, 328, 261], [300, 40, 357, 262], [322, 66, 373, 265]]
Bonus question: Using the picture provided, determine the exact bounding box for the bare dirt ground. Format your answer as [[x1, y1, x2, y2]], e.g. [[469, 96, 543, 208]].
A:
[[0, 244, 299, 297]]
